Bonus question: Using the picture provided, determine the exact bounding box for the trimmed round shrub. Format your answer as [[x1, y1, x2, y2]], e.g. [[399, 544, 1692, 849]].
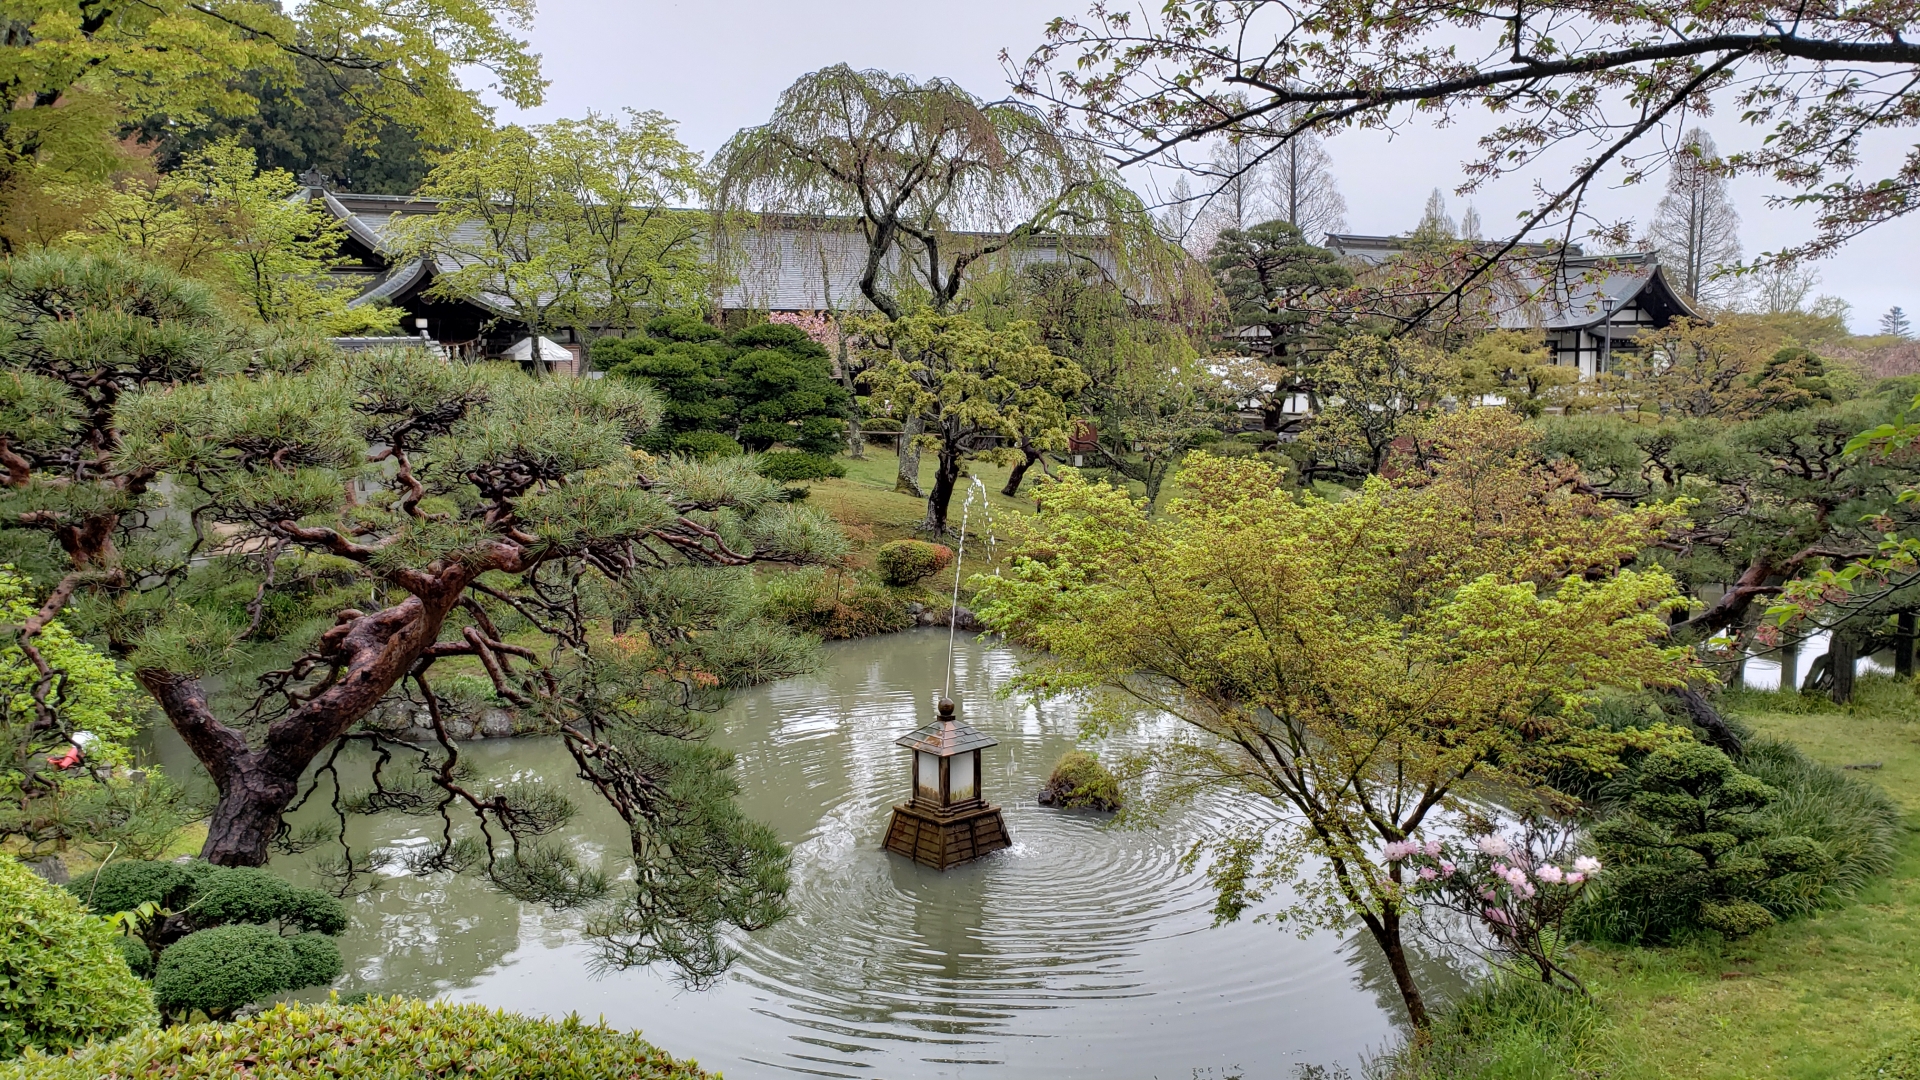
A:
[[152, 924, 297, 1021], [0, 995, 712, 1079], [1038, 751, 1123, 811], [191, 866, 293, 927], [875, 539, 954, 586], [0, 855, 155, 1058], [758, 451, 847, 482], [66, 858, 204, 915], [671, 430, 743, 459], [284, 932, 343, 989]]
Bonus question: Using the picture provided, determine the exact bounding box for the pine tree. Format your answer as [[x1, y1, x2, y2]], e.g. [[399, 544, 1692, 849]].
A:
[[1882, 306, 1912, 339]]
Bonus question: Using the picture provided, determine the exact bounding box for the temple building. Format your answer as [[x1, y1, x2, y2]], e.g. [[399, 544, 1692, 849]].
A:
[[1323, 234, 1702, 380]]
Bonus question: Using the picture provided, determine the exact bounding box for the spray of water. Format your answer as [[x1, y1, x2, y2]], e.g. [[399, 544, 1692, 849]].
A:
[[943, 476, 998, 702]]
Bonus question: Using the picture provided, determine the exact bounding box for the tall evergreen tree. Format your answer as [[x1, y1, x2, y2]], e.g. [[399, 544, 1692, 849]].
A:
[[1648, 129, 1743, 306], [1882, 306, 1913, 339]]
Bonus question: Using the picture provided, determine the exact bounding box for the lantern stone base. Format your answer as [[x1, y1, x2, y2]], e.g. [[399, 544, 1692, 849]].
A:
[[883, 802, 1010, 870]]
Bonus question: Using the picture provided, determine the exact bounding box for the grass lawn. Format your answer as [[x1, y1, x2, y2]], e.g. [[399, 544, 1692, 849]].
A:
[[795, 446, 1042, 596], [1428, 681, 1920, 1078]]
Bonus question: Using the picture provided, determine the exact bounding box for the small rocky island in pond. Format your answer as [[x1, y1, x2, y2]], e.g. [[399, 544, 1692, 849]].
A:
[[1037, 751, 1122, 812]]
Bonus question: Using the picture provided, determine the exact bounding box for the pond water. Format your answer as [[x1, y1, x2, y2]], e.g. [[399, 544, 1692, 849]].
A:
[[149, 630, 1444, 1079]]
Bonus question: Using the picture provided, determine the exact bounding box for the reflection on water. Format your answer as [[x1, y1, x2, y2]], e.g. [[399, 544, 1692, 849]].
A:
[[222, 631, 1413, 1078], [1735, 630, 1894, 691]]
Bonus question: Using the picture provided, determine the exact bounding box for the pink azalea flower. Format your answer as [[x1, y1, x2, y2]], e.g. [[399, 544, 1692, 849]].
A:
[[1424, 838, 1443, 857], [1476, 835, 1511, 858], [1419, 867, 1437, 880]]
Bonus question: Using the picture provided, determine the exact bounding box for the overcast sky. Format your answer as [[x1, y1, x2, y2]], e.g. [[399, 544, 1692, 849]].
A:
[[496, 0, 1916, 334]]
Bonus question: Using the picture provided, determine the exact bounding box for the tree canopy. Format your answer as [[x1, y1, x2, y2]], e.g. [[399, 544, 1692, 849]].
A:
[[1017, 0, 1920, 301], [976, 409, 1694, 1028], [0, 253, 849, 982]]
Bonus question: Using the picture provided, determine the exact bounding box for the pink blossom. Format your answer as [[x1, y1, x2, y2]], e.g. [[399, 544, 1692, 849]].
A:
[[1424, 838, 1443, 857], [1419, 867, 1438, 881], [1439, 861, 1456, 877], [1573, 856, 1601, 874], [1535, 865, 1565, 884], [1476, 835, 1511, 858], [1483, 907, 1511, 925], [1565, 872, 1584, 884]]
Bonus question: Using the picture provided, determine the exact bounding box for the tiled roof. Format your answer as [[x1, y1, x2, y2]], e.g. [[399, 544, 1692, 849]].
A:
[[895, 699, 998, 756], [1322, 234, 1700, 332], [303, 186, 1132, 314]]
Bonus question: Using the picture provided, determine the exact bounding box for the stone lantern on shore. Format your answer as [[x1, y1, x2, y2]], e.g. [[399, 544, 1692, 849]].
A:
[[883, 697, 1010, 869]]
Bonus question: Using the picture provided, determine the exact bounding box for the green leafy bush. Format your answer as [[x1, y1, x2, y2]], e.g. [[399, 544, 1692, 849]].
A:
[[69, 859, 349, 1021], [1576, 741, 1878, 942], [757, 451, 847, 482], [1038, 751, 1122, 811], [0, 995, 712, 1079], [0, 855, 155, 1058], [875, 539, 954, 586], [152, 924, 304, 1022], [761, 569, 912, 639], [671, 430, 744, 459]]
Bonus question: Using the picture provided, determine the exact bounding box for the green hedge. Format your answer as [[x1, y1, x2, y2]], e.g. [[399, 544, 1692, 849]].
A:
[[0, 856, 154, 1059], [757, 451, 846, 482], [0, 996, 711, 1079]]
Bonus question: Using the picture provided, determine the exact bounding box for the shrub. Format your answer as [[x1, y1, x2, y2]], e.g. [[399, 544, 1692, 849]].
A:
[[0, 995, 712, 1079], [1037, 751, 1122, 811], [1370, 976, 1605, 1079], [0, 855, 155, 1058], [152, 923, 336, 1022], [67, 858, 205, 915], [1575, 740, 1872, 942], [760, 569, 912, 640], [757, 451, 847, 482], [671, 430, 743, 459], [875, 539, 954, 586], [69, 860, 351, 1019]]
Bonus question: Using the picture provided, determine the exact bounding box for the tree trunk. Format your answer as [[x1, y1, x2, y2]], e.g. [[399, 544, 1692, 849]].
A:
[[894, 414, 924, 496], [925, 447, 960, 535], [1366, 908, 1431, 1030], [200, 765, 302, 867], [142, 581, 470, 866], [1002, 448, 1042, 497], [1897, 612, 1914, 678], [1830, 632, 1858, 705], [837, 339, 865, 460]]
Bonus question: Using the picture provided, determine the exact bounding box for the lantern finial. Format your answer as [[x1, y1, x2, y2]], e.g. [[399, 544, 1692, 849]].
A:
[[938, 697, 955, 718]]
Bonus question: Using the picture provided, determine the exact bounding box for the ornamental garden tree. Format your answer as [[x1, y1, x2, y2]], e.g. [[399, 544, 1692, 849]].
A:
[[855, 312, 1087, 535], [975, 409, 1694, 1029], [2, 253, 848, 980]]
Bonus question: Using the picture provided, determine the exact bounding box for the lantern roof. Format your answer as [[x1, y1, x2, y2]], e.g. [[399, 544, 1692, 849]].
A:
[[895, 698, 997, 757]]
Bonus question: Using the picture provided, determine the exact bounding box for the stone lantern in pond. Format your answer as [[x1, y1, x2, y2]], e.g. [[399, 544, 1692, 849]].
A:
[[883, 698, 1010, 869]]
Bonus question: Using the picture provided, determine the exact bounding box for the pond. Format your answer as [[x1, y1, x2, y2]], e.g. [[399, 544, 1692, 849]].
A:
[[148, 630, 1447, 1079]]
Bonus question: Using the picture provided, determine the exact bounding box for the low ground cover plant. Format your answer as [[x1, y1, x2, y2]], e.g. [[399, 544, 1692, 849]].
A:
[[760, 569, 913, 639], [0, 995, 712, 1079]]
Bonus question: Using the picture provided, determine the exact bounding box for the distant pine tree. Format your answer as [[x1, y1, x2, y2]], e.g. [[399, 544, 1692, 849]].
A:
[[1883, 306, 1913, 339]]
